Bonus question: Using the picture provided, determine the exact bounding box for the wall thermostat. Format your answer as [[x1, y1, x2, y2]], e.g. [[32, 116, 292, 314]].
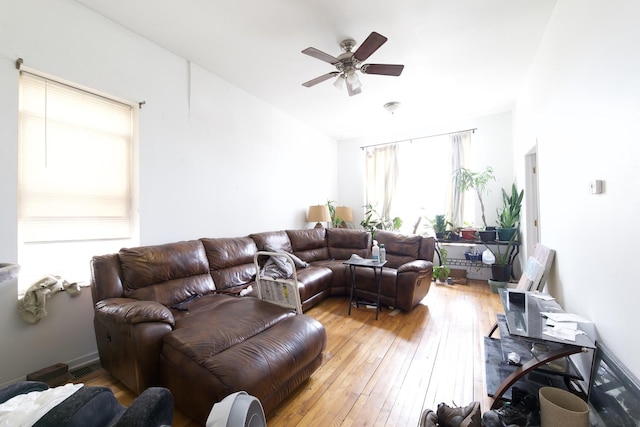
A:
[[589, 180, 603, 194]]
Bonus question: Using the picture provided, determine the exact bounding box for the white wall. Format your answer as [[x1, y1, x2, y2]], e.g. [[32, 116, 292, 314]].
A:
[[513, 0, 640, 379], [0, 0, 336, 385]]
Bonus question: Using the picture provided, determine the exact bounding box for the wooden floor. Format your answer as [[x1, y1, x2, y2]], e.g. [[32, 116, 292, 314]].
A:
[[78, 279, 503, 426]]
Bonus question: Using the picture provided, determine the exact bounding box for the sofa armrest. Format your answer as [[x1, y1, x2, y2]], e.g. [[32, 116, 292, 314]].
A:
[[114, 387, 174, 427], [395, 260, 434, 311], [95, 298, 175, 327], [397, 260, 433, 274], [0, 381, 49, 404]]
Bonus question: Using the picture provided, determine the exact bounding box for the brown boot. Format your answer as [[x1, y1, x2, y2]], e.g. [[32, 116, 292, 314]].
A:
[[436, 401, 481, 427]]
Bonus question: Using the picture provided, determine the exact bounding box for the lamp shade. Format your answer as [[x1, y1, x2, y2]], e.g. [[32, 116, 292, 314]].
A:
[[307, 205, 331, 223], [335, 206, 353, 222]]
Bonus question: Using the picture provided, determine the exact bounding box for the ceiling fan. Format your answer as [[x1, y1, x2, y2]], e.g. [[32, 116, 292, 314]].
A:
[[301, 31, 404, 96]]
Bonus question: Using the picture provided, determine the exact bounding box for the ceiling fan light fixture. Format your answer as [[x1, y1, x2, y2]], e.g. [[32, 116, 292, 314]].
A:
[[346, 71, 362, 90], [302, 31, 403, 96]]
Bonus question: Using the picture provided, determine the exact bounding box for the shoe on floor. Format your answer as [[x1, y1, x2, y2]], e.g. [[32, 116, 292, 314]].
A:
[[481, 388, 540, 427], [419, 408, 438, 427], [436, 401, 481, 427]]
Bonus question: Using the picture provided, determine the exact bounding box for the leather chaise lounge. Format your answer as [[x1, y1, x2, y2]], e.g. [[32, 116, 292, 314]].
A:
[[90, 227, 434, 424]]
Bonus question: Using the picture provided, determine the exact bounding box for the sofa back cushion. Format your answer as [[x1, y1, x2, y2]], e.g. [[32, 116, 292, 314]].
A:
[[374, 230, 422, 269], [286, 228, 329, 262], [119, 240, 215, 307], [201, 237, 258, 288], [90, 253, 125, 303], [419, 236, 436, 262], [249, 230, 293, 253], [326, 228, 370, 260]]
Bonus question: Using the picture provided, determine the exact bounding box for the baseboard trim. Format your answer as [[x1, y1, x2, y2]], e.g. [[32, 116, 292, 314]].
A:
[[0, 351, 100, 389]]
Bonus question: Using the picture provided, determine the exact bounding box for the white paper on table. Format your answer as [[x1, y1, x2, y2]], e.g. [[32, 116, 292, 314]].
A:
[[530, 292, 555, 301], [543, 327, 578, 341], [541, 312, 592, 323], [545, 318, 578, 330]]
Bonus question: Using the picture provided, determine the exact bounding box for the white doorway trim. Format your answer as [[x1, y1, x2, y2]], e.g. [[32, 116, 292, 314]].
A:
[[524, 144, 540, 258]]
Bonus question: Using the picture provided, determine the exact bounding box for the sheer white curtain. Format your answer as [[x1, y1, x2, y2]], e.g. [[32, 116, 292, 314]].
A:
[[447, 131, 472, 228], [365, 143, 399, 221], [364, 131, 471, 235]]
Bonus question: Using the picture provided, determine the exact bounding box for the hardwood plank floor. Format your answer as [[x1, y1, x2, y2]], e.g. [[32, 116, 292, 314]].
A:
[[77, 279, 503, 426]]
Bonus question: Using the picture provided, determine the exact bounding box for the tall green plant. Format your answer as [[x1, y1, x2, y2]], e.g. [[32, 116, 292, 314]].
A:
[[497, 183, 524, 229], [326, 200, 341, 228], [454, 166, 495, 228], [484, 230, 518, 266], [360, 203, 402, 238]]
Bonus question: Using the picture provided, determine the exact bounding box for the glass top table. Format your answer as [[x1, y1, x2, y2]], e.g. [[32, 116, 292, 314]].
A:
[[485, 289, 596, 409], [499, 288, 595, 349]]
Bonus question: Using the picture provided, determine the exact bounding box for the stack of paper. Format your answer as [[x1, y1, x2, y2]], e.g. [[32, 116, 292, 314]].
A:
[[541, 312, 592, 341]]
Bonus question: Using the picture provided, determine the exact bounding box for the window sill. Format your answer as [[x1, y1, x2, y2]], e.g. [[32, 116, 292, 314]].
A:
[[0, 263, 20, 283]]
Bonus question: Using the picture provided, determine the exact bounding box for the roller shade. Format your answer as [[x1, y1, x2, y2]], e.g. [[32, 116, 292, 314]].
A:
[[19, 72, 132, 242]]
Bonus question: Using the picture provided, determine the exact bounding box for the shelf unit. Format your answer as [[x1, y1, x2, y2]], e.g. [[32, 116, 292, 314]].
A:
[[435, 239, 520, 279]]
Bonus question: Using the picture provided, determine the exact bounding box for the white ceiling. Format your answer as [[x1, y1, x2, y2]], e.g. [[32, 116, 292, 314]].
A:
[[73, 0, 557, 140]]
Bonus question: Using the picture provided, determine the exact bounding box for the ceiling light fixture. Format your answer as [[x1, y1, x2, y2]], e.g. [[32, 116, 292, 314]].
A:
[[383, 101, 401, 114], [346, 71, 362, 90], [333, 74, 345, 90]]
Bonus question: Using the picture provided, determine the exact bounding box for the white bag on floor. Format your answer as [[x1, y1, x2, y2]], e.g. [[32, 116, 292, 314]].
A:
[[482, 249, 495, 265]]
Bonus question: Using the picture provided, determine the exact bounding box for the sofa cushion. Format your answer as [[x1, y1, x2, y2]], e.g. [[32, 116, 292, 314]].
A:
[[293, 266, 333, 302], [119, 241, 215, 307], [161, 296, 327, 423], [286, 228, 329, 262], [374, 230, 422, 269], [201, 237, 258, 288], [249, 231, 293, 253], [326, 228, 370, 260], [419, 236, 436, 262]]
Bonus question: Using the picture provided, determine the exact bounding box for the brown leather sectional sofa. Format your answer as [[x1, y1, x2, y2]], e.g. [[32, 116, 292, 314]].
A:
[[90, 227, 434, 424]]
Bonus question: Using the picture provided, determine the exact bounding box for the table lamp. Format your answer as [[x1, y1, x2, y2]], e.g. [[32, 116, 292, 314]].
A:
[[307, 205, 331, 228], [334, 206, 353, 228]]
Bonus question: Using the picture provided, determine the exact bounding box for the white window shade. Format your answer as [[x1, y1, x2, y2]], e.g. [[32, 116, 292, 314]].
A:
[[19, 72, 133, 242]]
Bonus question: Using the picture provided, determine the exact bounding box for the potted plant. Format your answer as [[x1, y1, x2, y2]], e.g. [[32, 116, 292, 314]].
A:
[[433, 246, 451, 284], [428, 214, 450, 239], [360, 203, 402, 239], [326, 200, 347, 228], [453, 166, 495, 238], [483, 231, 518, 289], [496, 183, 524, 241]]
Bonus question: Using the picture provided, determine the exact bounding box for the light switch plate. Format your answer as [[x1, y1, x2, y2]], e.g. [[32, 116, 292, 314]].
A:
[[589, 180, 603, 194]]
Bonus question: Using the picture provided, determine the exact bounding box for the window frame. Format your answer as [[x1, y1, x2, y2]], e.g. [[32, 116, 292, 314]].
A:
[[17, 67, 139, 293]]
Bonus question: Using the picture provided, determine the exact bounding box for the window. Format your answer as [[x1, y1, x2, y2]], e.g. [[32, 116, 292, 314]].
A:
[[365, 131, 474, 235], [18, 70, 138, 293]]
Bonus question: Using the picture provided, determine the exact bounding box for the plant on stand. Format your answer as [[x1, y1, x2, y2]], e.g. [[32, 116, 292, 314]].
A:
[[454, 166, 495, 239], [427, 214, 450, 239], [496, 183, 524, 241], [483, 231, 518, 292]]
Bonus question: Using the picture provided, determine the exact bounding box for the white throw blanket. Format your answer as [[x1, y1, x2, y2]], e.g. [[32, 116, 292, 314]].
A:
[[0, 383, 83, 427]]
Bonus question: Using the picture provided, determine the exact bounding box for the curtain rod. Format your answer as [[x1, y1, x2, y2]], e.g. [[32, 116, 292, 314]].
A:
[[359, 127, 477, 150]]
